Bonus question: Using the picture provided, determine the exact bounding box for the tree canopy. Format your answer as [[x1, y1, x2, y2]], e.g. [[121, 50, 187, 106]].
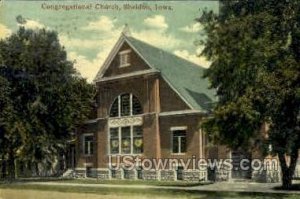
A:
[[0, 27, 95, 178], [199, 0, 300, 189]]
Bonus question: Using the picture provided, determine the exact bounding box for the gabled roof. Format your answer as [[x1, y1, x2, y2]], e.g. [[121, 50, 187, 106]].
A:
[[94, 34, 216, 112]]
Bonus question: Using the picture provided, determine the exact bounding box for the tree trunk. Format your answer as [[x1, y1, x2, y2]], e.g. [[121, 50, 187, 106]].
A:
[[278, 149, 298, 190], [34, 162, 39, 177], [0, 160, 7, 179], [7, 152, 15, 180]]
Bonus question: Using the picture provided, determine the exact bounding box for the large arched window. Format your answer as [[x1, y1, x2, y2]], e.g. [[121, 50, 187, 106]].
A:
[[109, 93, 143, 155], [109, 93, 142, 117]]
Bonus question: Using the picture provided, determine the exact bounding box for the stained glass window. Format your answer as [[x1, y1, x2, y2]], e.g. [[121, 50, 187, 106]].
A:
[[109, 93, 143, 117], [109, 126, 143, 154]]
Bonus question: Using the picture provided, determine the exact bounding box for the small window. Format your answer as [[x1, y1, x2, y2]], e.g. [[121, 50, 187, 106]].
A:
[[123, 167, 130, 179], [86, 166, 92, 177], [172, 130, 186, 154], [111, 166, 117, 178], [83, 134, 94, 155], [137, 166, 143, 179], [176, 166, 184, 180], [119, 49, 131, 67]]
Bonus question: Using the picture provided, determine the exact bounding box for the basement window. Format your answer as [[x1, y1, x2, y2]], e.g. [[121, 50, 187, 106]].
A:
[[119, 49, 131, 67]]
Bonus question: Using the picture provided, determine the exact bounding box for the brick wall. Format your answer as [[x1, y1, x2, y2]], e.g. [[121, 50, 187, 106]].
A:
[[103, 42, 150, 77]]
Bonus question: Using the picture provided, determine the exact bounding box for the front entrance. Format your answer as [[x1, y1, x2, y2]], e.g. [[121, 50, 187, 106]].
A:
[[231, 150, 252, 179], [66, 144, 76, 169]]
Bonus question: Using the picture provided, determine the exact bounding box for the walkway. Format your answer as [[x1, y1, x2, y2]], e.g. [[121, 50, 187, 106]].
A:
[[26, 181, 300, 194]]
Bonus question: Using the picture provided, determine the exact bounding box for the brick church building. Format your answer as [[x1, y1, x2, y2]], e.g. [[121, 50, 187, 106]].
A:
[[68, 31, 283, 182]]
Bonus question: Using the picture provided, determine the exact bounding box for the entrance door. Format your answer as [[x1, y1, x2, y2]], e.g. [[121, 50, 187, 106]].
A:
[[231, 151, 252, 179], [66, 144, 76, 169]]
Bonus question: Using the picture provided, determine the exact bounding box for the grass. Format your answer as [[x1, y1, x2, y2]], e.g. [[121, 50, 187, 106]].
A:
[[55, 178, 211, 187], [0, 178, 300, 199], [0, 182, 299, 199], [0, 177, 210, 187], [274, 184, 300, 191]]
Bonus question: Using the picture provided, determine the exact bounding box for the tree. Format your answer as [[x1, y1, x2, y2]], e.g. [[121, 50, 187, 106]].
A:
[[198, 0, 300, 189], [0, 76, 17, 178], [0, 27, 95, 179]]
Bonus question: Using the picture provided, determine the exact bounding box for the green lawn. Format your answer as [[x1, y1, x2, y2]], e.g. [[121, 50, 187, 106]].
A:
[[55, 178, 211, 187], [0, 183, 299, 199], [1, 178, 210, 187]]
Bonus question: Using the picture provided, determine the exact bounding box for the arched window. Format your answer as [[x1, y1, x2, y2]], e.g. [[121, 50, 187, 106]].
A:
[[109, 93, 142, 117]]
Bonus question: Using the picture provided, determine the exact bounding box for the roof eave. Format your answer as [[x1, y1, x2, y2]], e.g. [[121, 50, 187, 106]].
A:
[[95, 69, 159, 83]]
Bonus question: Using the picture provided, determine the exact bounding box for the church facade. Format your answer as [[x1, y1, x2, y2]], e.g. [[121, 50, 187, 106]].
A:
[[71, 32, 282, 182]]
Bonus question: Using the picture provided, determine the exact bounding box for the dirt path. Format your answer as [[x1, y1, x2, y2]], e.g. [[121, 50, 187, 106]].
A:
[[26, 181, 300, 194]]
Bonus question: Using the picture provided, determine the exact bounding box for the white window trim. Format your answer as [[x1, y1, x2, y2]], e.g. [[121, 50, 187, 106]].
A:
[[170, 126, 187, 131], [130, 93, 133, 116], [118, 95, 121, 117], [118, 49, 131, 55], [130, 126, 134, 154], [171, 127, 187, 155], [83, 163, 93, 167], [83, 133, 94, 156]]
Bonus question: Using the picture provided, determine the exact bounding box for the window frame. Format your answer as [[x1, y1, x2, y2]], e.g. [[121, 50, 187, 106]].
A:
[[171, 127, 187, 155], [109, 128, 120, 155], [109, 93, 142, 118], [133, 126, 143, 154], [109, 126, 143, 155], [119, 49, 131, 68], [83, 133, 94, 156]]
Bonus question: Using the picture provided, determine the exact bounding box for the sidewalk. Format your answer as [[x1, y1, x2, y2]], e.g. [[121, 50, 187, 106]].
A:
[[26, 181, 300, 194]]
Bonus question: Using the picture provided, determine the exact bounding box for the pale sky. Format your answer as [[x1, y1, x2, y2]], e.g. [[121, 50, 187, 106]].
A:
[[0, 1, 219, 82]]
